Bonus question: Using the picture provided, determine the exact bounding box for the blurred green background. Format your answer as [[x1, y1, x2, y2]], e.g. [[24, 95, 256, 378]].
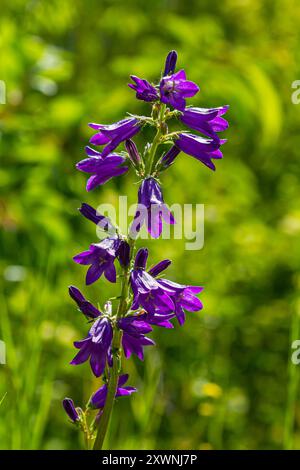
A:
[[1, 0, 300, 450]]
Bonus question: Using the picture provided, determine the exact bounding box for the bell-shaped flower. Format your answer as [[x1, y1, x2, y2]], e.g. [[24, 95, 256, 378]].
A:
[[71, 317, 113, 377]]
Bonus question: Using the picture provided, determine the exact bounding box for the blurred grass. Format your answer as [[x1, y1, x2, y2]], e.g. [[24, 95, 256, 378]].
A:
[[1, 0, 300, 450]]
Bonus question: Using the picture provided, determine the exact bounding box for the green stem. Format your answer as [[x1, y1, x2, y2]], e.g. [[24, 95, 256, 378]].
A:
[[92, 240, 135, 450], [147, 129, 161, 175], [147, 104, 166, 175], [92, 341, 120, 450]]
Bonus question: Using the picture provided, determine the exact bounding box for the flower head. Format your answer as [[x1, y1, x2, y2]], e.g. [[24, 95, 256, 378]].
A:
[[76, 147, 128, 191], [90, 374, 137, 409], [175, 133, 226, 171], [73, 238, 120, 285], [133, 177, 175, 238], [128, 76, 159, 102], [130, 248, 175, 315], [71, 316, 113, 377], [158, 279, 203, 325], [180, 106, 229, 139], [160, 70, 199, 111], [89, 118, 141, 157], [62, 398, 80, 423], [118, 316, 154, 360], [68, 285, 101, 319]]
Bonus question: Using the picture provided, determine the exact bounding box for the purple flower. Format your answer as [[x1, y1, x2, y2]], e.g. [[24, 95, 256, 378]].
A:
[[79, 203, 115, 232], [90, 374, 137, 409], [160, 70, 199, 111], [128, 76, 159, 102], [180, 106, 229, 139], [71, 316, 113, 377], [73, 238, 120, 285], [158, 279, 203, 325], [76, 147, 128, 191], [175, 133, 226, 171], [142, 258, 175, 327], [68, 285, 101, 319], [89, 118, 141, 157], [130, 248, 175, 315], [62, 398, 80, 423], [133, 177, 175, 238], [163, 50, 178, 76], [118, 316, 154, 360]]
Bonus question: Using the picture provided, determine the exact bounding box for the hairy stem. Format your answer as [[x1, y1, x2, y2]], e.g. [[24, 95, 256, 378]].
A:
[[147, 104, 166, 175], [92, 337, 120, 450], [92, 240, 135, 450]]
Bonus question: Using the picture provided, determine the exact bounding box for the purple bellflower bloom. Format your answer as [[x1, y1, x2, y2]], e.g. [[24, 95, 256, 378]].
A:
[[71, 316, 113, 377], [76, 147, 128, 191], [89, 118, 141, 157], [118, 316, 155, 360], [90, 374, 137, 409], [160, 70, 199, 111], [78, 204, 130, 267], [130, 248, 175, 315], [62, 398, 80, 422], [73, 237, 120, 285], [133, 177, 175, 238], [128, 76, 159, 102], [142, 258, 176, 327], [163, 50, 178, 76], [175, 133, 226, 171], [180, 106, 229, 139], [158, 279, 203, 325], [68, 285, 101, 319]]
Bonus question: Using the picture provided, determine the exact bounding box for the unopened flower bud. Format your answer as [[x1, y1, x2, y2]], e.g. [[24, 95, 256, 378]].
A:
[[163, 50, 178, 76], [62, 398, 80, 423], [125, 139, 141, 166], [134, 248, 148, 270], [118, 240, 130, 267]]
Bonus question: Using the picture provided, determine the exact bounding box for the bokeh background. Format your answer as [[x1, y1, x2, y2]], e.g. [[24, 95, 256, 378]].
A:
[[1, 0, 300, 450]]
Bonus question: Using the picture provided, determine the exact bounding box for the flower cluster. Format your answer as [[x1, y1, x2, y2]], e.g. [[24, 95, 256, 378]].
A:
[[63, 51, 228, 449]]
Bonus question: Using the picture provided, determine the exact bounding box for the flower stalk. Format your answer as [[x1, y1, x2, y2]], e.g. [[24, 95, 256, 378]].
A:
[[93, 237, 134, 450], [146, 104, 166, 175], [92, 343, 119, 450], [63, 50, 229, 450]]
